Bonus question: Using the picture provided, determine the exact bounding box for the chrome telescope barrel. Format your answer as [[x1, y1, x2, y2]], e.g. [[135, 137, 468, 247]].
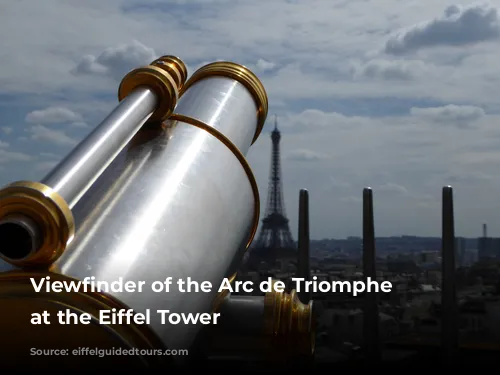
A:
[[204, 283, 315, 362], [0, 56, 187, 268], [0, 61, 268, 370]]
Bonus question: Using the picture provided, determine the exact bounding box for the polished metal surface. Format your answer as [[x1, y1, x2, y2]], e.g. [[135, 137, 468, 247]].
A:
[[174, 77, 258, 153], [42, 87, 158, 208], [0, 63, 263, 362], [217, 295, 265, 335], [0, 59, 267, 369], [172, 75, 261, 279], [204, 286, 315, 361], [203, 294, 269, 360], [55, 119, 256, 353]]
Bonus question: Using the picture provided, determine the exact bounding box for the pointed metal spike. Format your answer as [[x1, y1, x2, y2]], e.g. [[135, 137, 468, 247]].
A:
[[441, 186, 459, 364], [362, 187, 381, 363], [297, 189, 311, 303], [363, 188, 375, 249]]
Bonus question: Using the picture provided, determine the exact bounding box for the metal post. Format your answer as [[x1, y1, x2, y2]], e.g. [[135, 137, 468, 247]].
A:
[[441, 186, 459, 365], [362, 187, 381, 363], [42, 88, 158, 208], [297, 189, 311, 303]]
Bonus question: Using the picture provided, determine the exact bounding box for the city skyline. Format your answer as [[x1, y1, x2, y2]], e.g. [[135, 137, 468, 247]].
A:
[[1, 1, 500, 239]]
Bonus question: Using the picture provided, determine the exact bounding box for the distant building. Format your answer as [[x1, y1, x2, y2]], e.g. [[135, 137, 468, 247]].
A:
[[455, 237, 466, 267], [327, 309, 399, 346], [416, 251, 439, 264], [478, 237, 500, 260]]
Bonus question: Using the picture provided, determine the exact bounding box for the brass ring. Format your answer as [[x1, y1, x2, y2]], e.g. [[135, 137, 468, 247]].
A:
[[167, 114, 260, 249], [0, 181, 74, 267], [181, 61, 269, 144], [151, 56, 188, 90], [263, 281, 316, 357], [263, 279, 283, 337], [118, 65, 179, 122]]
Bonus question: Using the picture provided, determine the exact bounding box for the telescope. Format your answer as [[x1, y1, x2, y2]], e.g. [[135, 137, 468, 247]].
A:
[[0, 56, 315, 371]]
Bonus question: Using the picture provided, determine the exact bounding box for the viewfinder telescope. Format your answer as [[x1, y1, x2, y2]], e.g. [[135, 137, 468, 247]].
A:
[[0, 56, 315, 371], [0, 56, 187, 267]]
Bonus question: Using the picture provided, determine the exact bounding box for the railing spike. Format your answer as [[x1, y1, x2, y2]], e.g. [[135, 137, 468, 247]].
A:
[[441, 186, 459, 365], [362, 187, 381, 363], [297, 188, 311, 303]]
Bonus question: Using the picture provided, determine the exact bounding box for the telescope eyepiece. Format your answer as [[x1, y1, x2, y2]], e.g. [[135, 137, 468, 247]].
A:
[[118, 55, 188, 123], [0, 214, 40, 261], [0, 181, 74, 268]]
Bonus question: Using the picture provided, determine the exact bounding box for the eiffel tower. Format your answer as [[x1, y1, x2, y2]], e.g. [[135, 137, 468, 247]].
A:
[[248, 115, 296, 269]]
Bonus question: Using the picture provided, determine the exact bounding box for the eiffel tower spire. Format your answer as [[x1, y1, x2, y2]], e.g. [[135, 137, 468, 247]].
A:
[[250, 116, 295, 265]]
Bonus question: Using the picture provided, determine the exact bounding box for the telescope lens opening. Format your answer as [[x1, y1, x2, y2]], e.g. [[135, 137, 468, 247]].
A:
[[0, 216, 40, 260]]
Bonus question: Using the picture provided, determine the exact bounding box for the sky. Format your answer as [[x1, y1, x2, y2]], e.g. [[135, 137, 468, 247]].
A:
[[1, 0, 500, 240]]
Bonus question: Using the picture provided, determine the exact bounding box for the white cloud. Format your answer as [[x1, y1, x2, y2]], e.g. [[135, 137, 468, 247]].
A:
[[326, 177, 351, 190], [71, 122, 89, 128], [286, 149, 329, 162], [39, 152, 59, 158], [385, 3, 500, 54], [410, 104, 485, 127], [26, 107, 83, 124], [73, 40, 157, 81], [0, 148, 31, 163], [28, 125, 77, 146], [35, 161, 59, 172], [255, 59, 276, 72], [377, 183, 409, 195], [352, 59, 432, 81]]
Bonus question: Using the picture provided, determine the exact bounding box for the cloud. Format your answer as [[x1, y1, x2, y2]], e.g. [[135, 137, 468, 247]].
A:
[[340, 196, 362, 204], [352, 59, 432, 81], [327, 177, 351, 190], [28, 125, 77, 146], [35, 161, 59, 172], [444, 170, 493, 184], [25, 107, 83, 124], [385, 3, 500, 54], [70, 122, 89, 128], [280, 109, 367, 131], [73, 40, 156, 81], [0, 148, 31, 163], [39, 152, 60, 158], [286, 149, 329, 162], [410, 104, 485, 127], [256, 59, 276, 72], [377, 183, 409, 195]]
